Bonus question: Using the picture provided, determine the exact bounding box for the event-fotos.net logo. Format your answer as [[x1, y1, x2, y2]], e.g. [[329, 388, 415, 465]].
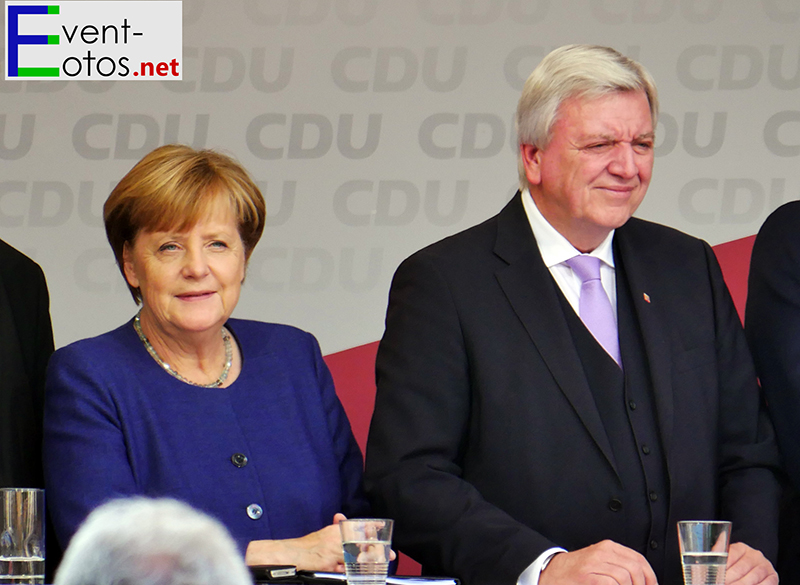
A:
[[5, 0, 181, 80]]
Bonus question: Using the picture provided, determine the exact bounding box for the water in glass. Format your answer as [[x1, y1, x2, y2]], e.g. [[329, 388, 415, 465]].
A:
[[681, 551, 727, 585], [343, 540, 391, 585]]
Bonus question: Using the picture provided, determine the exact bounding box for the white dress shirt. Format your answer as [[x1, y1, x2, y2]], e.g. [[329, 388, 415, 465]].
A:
[[520, 188, 617, 322], [516, 189, 618, 585]]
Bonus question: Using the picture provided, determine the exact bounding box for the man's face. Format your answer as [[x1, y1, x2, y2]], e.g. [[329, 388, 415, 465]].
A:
[[521, 90, 654, 252]]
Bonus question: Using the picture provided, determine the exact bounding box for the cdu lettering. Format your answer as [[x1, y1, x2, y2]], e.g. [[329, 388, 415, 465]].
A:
[[331, 47, 466, 93], [332, 179, 468, 226], [419, 113, 506, 159], [246, 113, 381, 159], [678, 45, 799, 90], [655, 112, 727, 157], [679, 178, 790, 224], [255, 180, 297, 226], [0, 114, 35, 160], [247, 247, 383, 293], [763, 111, 800, 157], [72, 114, 210, 160], [162, 47, 293, 94]]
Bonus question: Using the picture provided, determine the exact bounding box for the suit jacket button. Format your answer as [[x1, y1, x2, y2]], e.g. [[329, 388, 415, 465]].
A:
[[231, 453, 248, 468], [650, 540, 658, 549], [608, 498, 623, 512], [247, 504, 263, 520], [649, 490, 658, 502]]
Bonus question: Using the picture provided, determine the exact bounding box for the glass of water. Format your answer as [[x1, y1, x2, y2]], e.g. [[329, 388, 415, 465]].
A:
[[678, 520, 731, 585], [339, 518, 393, 585], [0, 488, 45, 585]]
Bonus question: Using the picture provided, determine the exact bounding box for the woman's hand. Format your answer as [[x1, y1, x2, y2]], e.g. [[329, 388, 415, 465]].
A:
[[245, 513, 349, 572]]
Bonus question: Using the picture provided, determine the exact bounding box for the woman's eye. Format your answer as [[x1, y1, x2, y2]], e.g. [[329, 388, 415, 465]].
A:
[[210, 241, 228, 249], [158, 243, 179, 252]]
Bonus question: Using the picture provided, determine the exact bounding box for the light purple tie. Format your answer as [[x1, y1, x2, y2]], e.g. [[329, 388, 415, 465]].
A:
[[566, 255, 622, 368]]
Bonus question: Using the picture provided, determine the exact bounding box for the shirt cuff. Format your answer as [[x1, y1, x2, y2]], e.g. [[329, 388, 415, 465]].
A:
[[517, 548, 567, 585]]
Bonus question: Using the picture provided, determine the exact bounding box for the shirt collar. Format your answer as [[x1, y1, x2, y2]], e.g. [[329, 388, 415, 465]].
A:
[[521, 188, 615, 269]]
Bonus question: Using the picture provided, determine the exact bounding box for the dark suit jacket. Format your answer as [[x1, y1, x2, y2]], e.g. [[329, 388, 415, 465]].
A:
[[746, 201, 800, 492], [745, 201, 800, 582], [0, 239, 54, 488], [365, 193, 780, 585]]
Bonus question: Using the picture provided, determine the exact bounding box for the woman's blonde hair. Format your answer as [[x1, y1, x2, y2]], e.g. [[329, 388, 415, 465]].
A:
[[104, 144, 266, 302]]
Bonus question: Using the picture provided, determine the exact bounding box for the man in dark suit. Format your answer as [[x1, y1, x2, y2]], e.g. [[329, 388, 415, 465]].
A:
[[365, 45, 780, 585], [746, 200, 800, 582], [0, 239, 56, 579], [0, 238, 54, 488]]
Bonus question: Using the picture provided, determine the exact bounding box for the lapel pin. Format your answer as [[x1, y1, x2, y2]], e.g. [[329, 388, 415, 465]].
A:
[[643, 293, 651, 303]]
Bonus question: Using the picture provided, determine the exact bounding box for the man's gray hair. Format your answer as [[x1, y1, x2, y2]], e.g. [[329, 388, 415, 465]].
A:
[[54, 498, 253, 585], [515, 44, 659, 190]]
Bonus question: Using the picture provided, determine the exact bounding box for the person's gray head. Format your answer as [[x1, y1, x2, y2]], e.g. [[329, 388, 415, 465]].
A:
[[515, 44, 659, 190], [54, 498, 252, 585]]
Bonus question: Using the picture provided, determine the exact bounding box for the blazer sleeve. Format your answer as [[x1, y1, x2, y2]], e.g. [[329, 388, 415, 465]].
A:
[[309, 333, 370, 519], [745, 203, 800, 492], [365, 251, 554, 585], [43, 345, 139, 548]]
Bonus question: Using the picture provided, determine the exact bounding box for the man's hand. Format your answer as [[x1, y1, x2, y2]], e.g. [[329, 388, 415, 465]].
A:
[[725, 542, 778, 585], [540, 540, 658, 585]]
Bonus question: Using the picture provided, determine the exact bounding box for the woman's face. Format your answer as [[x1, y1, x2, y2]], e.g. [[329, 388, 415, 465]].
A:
[[123, 197, 246, 339]]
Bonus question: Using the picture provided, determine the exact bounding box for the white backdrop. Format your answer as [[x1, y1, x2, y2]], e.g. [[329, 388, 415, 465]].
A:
[[1, 0, 798, 352]]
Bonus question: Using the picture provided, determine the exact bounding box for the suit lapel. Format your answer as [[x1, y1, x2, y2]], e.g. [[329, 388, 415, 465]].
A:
[[493, 193, 618, 473], [615, 223, 675, 458]]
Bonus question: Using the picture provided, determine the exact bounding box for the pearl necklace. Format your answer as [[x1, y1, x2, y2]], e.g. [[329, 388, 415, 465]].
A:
[[133, 311, 233, 388]]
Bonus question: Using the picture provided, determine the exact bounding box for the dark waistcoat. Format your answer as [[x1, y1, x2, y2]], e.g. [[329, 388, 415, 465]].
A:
[[556, 251, 671, 579]]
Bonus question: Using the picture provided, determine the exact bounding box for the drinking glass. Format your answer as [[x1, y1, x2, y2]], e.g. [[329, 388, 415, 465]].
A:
[[339, 518, 393, 585], [678, 520, 731, 585], [0, 488, 45, 585]]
